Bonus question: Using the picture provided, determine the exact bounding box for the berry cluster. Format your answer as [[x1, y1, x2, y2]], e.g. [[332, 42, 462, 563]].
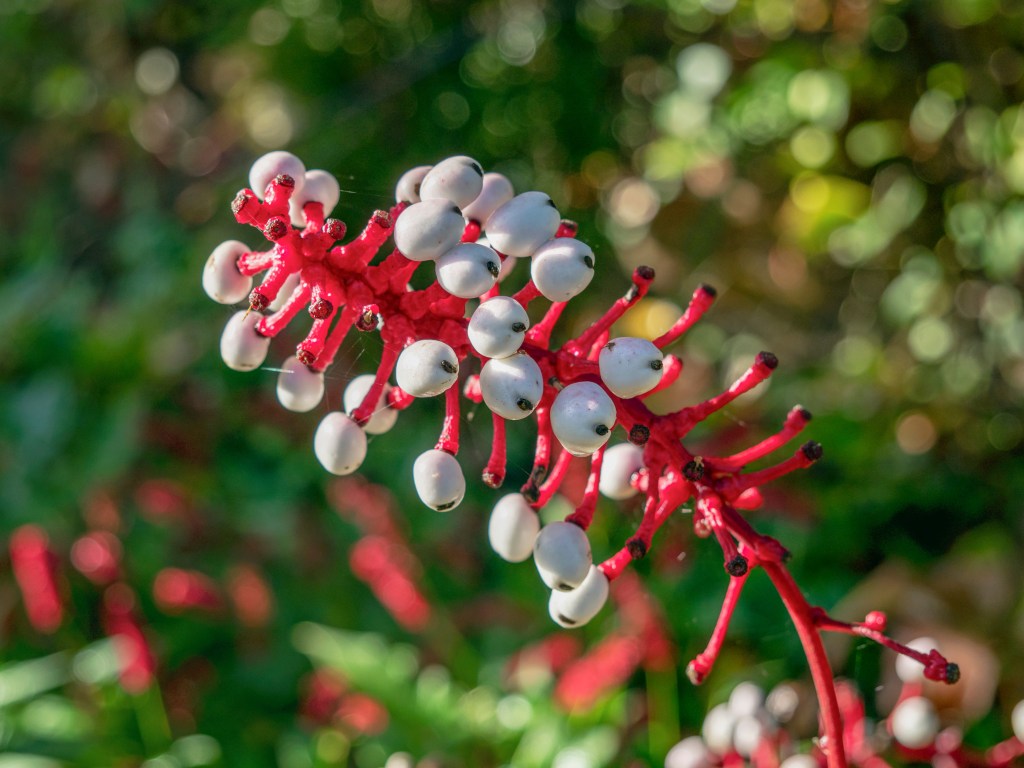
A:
[[205, 152, 960, 768]]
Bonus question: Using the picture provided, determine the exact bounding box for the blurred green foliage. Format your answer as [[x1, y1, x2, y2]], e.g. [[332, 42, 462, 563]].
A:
[[1, 0, 1022, 765]]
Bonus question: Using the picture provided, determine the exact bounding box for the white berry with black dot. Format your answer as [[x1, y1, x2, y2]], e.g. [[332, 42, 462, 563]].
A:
[[419, 155, 484, 210], [479, 353, 543, 420], [533, 521, 592, 591], [468, 296, 529, 359], [530, 238, 596, 301], [488, 493, 540, 562], [393, 199, 465, 262], [395, 165, 432, 203], [551, 381, 616, 457], [249, 151, 305, 200], [395, 340, 459, 398], [435, 242, 501, 298], [484, 191, 561, 257], [462, 172, 514, 224], [599, 337, 665, 398], [548, 565, 609, 628], [890, 696, 939, 749], [413, 449, 465, 512], [220, 310, 271, 372]]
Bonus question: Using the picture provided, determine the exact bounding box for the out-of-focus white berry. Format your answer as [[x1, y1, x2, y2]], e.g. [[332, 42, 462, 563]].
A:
[[599, 443, 644, 500], [664, 736, 711, 768], [313, 412, 367, 476], [249, 151, 305, 200], [220, 310, 271, 372], [393, 199, 465, 262], [779, 755, 819, 768], [732, 715, 766, 758], [480, 353, 543, 420], [395, 165, 432, 203], [462, 172, 514, 224], [276, 355, 325, 412], [728, 682, 766, 719], [530, 238, 595, 302], [766, 683, 800, 724], [419, 155, 484, 209], [269, 272, 300, 311], [890, 696, 939, 749], [533, 521, 591, 591], [599, 337, 665, 398], [701, 703, 737, 756], [203, 241, 252, 304], [395, 340, 459, 398], [1011, 699, 1024, 742], [551, 381, 616, 457], [895, 637, 938, 684], [485, 191, 561, 257], [435, 242, 500, 298], [488, 493, 540, 562], [343, 374, 398, 434], [468, 296, 529, 359], [548, 565, 609, 628], [289, 170, 341, 227], [413, 449, 465, 511]]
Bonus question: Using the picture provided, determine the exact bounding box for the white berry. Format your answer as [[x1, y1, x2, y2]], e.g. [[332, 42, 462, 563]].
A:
[[548, 565, 609, 628], [468, 296, 529, 359], [249, 151, 305, 200], [419, 155, 484, 209], [701, 703, 736, 756], [488, 493, 540, 562], [732, 714, 767, 758], [599, 337, 664, 398], [289, 170, 341, 227], [393, 199, 466, 262], [1011, 700, 1024, 742], [598, 443, 644, 500], [890, 696, 939, 749], [479, 353, 543, 420], [778, 756, 818, 768], [462, 172, 515, 224], [664, 736, 711, 768], [728, 682, 766, 718], [395, 340, 459, 398], [203, 240, 252, 304], [435, 242, 500, 298], [533, 521, 592, 591], [395, 165, 432, 203], [343, 374, 398, 434], [313, 412, 367, 476], [531, 238, 596, 301], [485, 191, 561, 257], [895, 637, 937, 684], [276, 355, 325, 412], [220, 310, 271, 372], [551, 381, 616, 457], [413, 449, 465, 511]]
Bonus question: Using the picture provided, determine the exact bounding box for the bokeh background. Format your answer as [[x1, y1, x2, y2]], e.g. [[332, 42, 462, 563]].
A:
[[1, 0, 1023, 765]]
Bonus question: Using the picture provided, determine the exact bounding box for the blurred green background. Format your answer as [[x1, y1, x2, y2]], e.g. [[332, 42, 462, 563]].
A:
[[1, 0, 1023, 765]]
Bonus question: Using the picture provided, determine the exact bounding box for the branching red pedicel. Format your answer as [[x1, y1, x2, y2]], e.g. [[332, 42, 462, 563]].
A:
[[204, 151, 961, 768]]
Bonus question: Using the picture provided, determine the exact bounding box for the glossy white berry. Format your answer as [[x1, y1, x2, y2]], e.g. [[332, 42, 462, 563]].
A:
[[488, 493, 540, 562], [313, 412, 367, 476], [778, 756, 818, 768], [485, 191, 561, 257], [479, 353, 543, 420], [249, 151, 305, 200], [276, 355, 325, 412], [732, 715, 767, 758], [419, 155, 484, 209], [599, 443, 644, 500], [435, 242, 500, 298], [203, 241, 252, 304], [462, 172, 515, 224], [890, 696, 939, 749], [343, 374, 398, 434], [531, 238, 596, 302], [599, 337, 665, 398], [551, 381, 616, 457], [533, 521, 592, 591], [701, 703, 736, 756], [728, 682, 766, 718], [220, 310, 271, 372], [289, 170, 341, 227], [395, 340, 459, 398], [548, 565, 609, 628], [393, 199, 465, 262], [395, 165, 432, 203], [1011, 700, 1024, 742], [413, 450, 465, 512], [895, 637, 937, 684], [468, 296, 529, 359], [664, 736, 711, 768]]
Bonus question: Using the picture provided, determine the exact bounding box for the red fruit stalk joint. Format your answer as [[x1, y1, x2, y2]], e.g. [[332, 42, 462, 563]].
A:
[[206, 153, 959, 768]]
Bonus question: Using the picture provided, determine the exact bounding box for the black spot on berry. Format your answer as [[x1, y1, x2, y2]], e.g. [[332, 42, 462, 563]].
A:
[[486, 261, 500, 277], [517, 398, 533, 411], [557, 614, 577, 625], [545, 197, 557, 208], [650, 359, 663, 370], [583, 255, 594, 269], [511, 322, 527, 333], [470, 161, 483, 176], [595, 424, 609, 436], [945, 663, 960, 684], [440, 360, 458, 374], [436, 500, 457, 511]]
